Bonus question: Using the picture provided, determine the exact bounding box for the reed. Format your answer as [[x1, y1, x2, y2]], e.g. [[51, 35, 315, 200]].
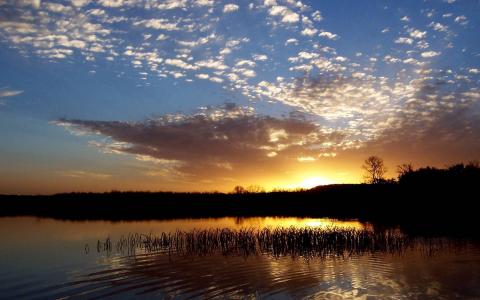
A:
[[94, 226, 455, 258]]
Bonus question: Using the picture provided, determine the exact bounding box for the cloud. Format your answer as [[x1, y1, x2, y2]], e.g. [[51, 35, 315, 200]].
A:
[[395, 37, 414, 45], [194, 0, 214, 7], [319, 31, 338, 40], [59, 170, 112, 179], [223, 4, 239, 13], [0, 88, 23, 105], [311, 11, 322, 22], [281, 11, 299, 23], [429, 22, 448, 32], [268, 5, 299, 23], [468, 68, 479, 74], [421, 51, 440, 58], [55, 104, 343, 179], [285, 38, 298, 45], [361, 91, 480, 165], [409, 29, 427, 39], [454, 15, 468, 25], [134, 19, 179, 31], [301, 28, 318, 36], [165, 58, 199, 70], [98, 0, 125, 8], [253, 54, 268, 61], [71, 0, 91, 7]]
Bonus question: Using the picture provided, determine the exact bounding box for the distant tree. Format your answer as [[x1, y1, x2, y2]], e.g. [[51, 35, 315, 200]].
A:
[[233, 185, 246, 194], [467, 160, 479, 168], [362, 156, 387, 184], [245, 185, 266, 193], [397, 163, 414, 177]]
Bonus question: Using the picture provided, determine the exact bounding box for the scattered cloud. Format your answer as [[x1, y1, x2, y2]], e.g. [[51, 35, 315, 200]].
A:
[[409, 29, 427, 39], [0, 88, 23, 105], [395, 37, 414, 45], [421, 51, 441, 58], [319, 31, 338, 40], [223, 3, 239, 13], [454, 15, 468, 25]]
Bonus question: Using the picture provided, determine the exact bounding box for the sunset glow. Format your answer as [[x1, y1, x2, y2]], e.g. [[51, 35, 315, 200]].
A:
[[0, 0, 479, 193]]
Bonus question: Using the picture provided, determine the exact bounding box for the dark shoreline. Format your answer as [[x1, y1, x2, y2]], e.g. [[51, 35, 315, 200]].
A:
[[1, 184, 478, 237]]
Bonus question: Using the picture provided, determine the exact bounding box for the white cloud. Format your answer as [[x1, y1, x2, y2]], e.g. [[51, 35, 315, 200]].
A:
[[416, 40, 429, 49], [223, 4, 239, 13], [196, 59, 229, 70], [268, 5, 299, 23], [98, 0, 125, 8], [236, 60, 256, 67], [0, 88, 22, 105], [194, 0, 214, 6], [301, 28, 317, 36], [311, 11, 322, 22], [209, 77, 224, 83], [157, 34, 168, 41], [253, 54, 268, 61], [409, 29, 426, 39], [285, 38, 298, 45], [468, 68, 479, 74], [400, 16, 410, 22], [454, 15, 468, 25], [71, 0, 90, 7], [319, 31, 338, 40], [165, 58, 198, 70], [0, 89, 23, 98], [395, 37, 413, 45], [264, 0, 277, 6], [134, 19, 179, 31], [156, 0, 188, 10], [421, 51, 441, 58], [281, 11, 299, 23], [429, 22, 448, 32]]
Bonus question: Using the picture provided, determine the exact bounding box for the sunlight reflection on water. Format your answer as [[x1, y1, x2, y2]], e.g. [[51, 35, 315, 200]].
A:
[[0, 217, 479, 299]]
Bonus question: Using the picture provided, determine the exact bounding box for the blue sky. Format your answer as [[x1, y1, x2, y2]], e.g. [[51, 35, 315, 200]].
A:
[[0, 0, 479, 193]]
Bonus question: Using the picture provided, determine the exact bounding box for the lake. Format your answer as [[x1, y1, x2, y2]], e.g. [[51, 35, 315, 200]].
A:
[[0, 217, 479, 299]]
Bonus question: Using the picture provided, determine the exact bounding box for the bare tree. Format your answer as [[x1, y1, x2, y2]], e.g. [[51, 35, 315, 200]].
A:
[[233, 185, 245, 194], [397, 163, 414, 177], [362, 156, 387, 184], [245, 185, 266, 193]]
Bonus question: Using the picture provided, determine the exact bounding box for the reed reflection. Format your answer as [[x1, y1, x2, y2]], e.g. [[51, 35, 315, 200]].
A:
[[81, 231, 475, 299]]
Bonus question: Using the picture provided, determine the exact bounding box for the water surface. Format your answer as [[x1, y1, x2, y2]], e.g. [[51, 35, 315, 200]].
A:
[[0, 217, 479, 299]]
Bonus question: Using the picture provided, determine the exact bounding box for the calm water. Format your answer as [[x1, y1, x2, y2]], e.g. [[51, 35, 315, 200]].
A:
[[0, 217, 479, 299]]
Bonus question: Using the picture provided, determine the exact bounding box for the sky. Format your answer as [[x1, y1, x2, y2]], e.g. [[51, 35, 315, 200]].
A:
[[0, 0, 479, 194]]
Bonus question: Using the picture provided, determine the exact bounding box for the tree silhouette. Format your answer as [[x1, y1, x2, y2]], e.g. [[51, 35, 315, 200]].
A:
[[245, 185, 265, 193], [397, 163, 414, 177], [362, 156, 387, 184], [233, 185, 246, 194]]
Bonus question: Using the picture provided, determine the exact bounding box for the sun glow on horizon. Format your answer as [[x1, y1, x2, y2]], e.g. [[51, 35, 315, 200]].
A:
[[277, 176, 335, 190], [299, 177, 334, 189]]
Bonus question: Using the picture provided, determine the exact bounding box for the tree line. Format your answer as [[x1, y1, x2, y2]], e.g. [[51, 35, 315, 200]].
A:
[[362, 155, 480, 186]]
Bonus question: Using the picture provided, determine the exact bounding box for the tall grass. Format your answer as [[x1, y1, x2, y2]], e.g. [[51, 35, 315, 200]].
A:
[[94, 226, 447, 258]]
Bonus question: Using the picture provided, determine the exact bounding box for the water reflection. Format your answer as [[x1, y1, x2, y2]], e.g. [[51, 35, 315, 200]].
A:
[[0, 217, 479, 299]]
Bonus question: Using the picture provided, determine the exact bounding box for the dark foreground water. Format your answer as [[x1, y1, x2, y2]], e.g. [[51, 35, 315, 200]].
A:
[[0, 217, 479, 299]]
